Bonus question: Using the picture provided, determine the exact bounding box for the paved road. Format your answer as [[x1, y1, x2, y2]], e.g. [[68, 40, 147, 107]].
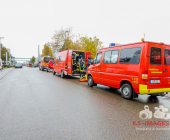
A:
[[0, 67, 170, 140]]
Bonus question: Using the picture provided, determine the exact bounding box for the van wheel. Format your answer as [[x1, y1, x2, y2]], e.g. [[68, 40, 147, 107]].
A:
[[121, 83, 133, 100], [53, 69, 56, 75], [61, 70, 65, 78], [88, 76, 95, 87]]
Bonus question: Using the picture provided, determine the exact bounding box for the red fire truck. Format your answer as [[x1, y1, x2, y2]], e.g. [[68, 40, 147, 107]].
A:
[[53, 50, 91, 78]]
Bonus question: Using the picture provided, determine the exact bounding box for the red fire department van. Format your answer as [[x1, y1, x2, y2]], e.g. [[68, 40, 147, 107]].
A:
[[39, 56, 54, 71], [46, 60, 55, 72], [86, 41, 170, 100], [53, 50, 91, 77]]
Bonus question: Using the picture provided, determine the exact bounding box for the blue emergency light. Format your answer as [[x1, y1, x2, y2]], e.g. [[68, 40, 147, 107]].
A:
[[47, 55, 51, 57], [109, 43, 115, 47]]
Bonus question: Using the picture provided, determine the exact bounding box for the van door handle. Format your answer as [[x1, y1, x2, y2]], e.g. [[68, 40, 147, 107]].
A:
[[163, 69, 168, 72], [98, 67, 101, 68]]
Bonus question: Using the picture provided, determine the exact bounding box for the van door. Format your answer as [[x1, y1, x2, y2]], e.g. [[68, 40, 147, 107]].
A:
[[101, 49, 119, 87], [85, 51, 91, 65], [162, 45, 170, 88], [67, 50, 73, 74], [148, 43, 163, 89], [91, 52, 103, 84]]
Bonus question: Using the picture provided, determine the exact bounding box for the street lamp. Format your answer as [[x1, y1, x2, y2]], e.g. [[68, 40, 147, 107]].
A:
[[0, 37, 4, 60]]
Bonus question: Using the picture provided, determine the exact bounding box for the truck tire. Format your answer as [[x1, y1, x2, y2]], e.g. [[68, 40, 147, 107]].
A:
[[121, 83, 133, 100], [61, 70, 65, 78], [53, 69, 56, 75], [88, 76, 95, 87], [46, 68, 48, 72]]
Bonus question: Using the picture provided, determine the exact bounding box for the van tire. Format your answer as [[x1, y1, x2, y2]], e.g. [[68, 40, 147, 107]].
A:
[[88, 76, 95, 87], [61, 70, 65, 78], [121, 83, 133, 100], [53, 69, 56, 75]]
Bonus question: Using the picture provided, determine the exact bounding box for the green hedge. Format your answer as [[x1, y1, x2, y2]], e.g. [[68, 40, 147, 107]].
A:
[[2, 65, 14, 69]]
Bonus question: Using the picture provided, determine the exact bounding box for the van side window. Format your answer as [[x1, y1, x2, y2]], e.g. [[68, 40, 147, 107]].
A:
[[119, 47, 141, 64], [104, 50, 119, 64], [150, 47, 161, 65], [164, 49, 170, 65], [94, 53, 102, 64], [57, 56, 61, 62]]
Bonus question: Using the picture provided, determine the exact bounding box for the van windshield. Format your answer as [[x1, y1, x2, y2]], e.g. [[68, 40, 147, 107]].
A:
[[164, 49, 170, 65], [44, 58, 54, 63], [150, 47, 161, 65]]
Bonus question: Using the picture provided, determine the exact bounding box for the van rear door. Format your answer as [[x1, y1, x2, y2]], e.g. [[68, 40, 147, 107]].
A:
[[148, 43, 163, 89], [67, 50, 73, 74], [85, 51, 91, 65], [162, 45, 170, 88]]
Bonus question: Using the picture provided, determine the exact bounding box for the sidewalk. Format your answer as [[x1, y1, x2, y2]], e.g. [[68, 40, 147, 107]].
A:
[[0, 68, 14, 80]]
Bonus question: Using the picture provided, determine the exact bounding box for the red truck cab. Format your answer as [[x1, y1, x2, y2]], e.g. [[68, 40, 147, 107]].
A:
[[53, 50, 91, 78], [46, 60, 55, 72], [29, 63, 32, 67], [86, 41, 170, 100]]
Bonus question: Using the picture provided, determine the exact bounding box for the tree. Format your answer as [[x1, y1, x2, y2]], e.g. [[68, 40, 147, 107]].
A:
[[51, 27, 74, 51], [30, 56, 35, 65], [1, 46, 10, 61], [41, 44, 54, 58], [79, 36, 103, 59]]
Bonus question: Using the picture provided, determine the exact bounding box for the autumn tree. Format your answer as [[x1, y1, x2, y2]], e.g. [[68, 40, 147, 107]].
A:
[[79, 36, 103, 59], [30, 56, 35, 65], [41, 44, 54, 58], [1, 46, 10, 61], [51, 27, 74, 51]]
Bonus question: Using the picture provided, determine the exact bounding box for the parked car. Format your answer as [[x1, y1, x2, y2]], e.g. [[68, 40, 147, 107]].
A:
[[86, 41, 170, 100], [32, 64, 38, 67], [15, 63, 22, 68]]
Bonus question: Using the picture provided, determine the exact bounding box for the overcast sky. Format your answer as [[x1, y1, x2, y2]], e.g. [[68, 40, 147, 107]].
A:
[[0, 0, 170, 59]]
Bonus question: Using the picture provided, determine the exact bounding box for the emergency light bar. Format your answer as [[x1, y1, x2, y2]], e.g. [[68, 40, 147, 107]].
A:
[[109, 43, 121, 47]]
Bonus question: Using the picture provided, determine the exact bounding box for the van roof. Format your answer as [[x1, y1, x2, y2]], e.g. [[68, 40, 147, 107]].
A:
[[99, 41, 170, 51]]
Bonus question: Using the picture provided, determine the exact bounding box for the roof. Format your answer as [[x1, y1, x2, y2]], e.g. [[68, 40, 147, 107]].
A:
[[99, 41, 170, 51]]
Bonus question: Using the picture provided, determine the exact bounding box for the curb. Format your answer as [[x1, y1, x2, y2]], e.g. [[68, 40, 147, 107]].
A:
[[0, 68, 14, 80]]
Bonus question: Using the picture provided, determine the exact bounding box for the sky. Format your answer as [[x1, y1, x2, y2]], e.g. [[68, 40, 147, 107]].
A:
[[0, 0, 170, 59]]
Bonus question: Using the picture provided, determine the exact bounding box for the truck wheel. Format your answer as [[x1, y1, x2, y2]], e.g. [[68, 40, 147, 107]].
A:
[[88, 76, 95, 87], [61, 70, 65, 78], [46, 68, 48, 72], [121, 83, 133, 100], [53, 69, 56, 75]]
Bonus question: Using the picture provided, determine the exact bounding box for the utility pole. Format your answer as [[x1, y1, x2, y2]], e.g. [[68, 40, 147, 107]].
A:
[[0, 37, 4, 60], [38, 45, 40, 62], [6, 52, 7, 65]]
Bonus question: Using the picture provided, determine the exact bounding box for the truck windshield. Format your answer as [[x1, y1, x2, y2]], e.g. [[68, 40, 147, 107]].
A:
[[164, 49, 170, 65], [44, 58, 54, 63], [150, 47, 161, 65]]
